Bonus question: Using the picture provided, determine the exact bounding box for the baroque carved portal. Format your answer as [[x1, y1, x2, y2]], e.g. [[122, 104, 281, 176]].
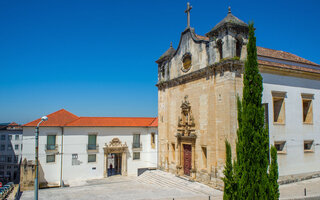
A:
[[103, 138, 128, 177], [177, 95, 196, 137], [175, 95, 197, 179]]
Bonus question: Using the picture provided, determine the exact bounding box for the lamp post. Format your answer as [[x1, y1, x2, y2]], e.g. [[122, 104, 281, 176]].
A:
[[35, 116, 48, 200]]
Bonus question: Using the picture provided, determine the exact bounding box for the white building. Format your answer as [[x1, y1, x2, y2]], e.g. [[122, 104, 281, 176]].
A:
[[258, 47, 320, 181], [22, 109, 158, 187], [0, 122, 23, 183]]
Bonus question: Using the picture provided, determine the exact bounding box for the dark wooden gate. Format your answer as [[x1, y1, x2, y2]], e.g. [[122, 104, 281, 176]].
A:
[[183, 144, 192, 176]]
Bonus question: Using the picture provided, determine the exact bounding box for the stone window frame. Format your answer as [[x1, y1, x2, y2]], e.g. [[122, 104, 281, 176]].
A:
[[151, 132, 156, 149], [274, 141, 287, 154], [216, 39, 223, 60], [171, 143, 176, 163], [87, 133, 99, 152], [88, 154, 97, 163], [181, 52, 192, 73], [201, 146, 207, 170], [272, 91, 287, 125], [46, 154, 56, 163], [301, 93, 314, 124], [133, 152, 140, 160], [235, 35, 243, 58], [304, 140, 314, 153]]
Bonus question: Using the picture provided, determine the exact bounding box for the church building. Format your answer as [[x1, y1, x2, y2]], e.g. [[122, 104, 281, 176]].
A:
[[156, 4, 320, 189], [21, 109, 157, 189]]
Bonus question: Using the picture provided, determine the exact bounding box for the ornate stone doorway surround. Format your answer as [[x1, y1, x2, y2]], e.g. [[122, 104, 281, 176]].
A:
[[103, 138, 128, 177], [175, 96, 197, 180]]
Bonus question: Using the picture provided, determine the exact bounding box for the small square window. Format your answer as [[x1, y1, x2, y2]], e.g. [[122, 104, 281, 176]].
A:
[[15, 145, 19, 150], [46, 155, 55, 163], [7, 145, 12, 150], [15, 135, 19, 140], [133, 152, 140, 160], [88, 154, 96, 163], [0, 145, 5, 151], [304, 140, 314, 153], [8, 135, 12, 140], [274, 141, 286, 154], [1, 135, 5, 140]]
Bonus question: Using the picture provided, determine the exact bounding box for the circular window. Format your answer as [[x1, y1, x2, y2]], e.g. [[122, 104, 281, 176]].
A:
[[182, 53, 192, 72]]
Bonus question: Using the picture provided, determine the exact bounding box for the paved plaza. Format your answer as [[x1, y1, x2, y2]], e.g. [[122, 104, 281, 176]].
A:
[[20, 170, 320, 200]]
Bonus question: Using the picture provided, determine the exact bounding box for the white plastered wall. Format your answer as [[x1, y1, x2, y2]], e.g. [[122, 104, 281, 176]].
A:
[[22, 126, 158, 186], [262, 73, 320, 176]]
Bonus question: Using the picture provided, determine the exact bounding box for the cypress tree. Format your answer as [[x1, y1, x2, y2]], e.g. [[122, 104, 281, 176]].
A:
[[269, 146, 280, 199], [235, 22, 270, 199], [223, 140, 234, 200]]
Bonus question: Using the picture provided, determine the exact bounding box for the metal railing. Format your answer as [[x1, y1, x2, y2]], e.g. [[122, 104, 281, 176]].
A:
[[87, 144, 99, 151], [132, 142, 142, 149], [45, 144, 58, 151]]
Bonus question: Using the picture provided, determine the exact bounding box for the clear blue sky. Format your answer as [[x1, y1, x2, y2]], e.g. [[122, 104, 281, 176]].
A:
[[1, 0, 319, 124]]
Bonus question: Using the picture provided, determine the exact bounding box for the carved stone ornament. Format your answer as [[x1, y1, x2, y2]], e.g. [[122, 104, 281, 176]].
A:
[[176, 95, 196, 137], [104, 138, 128, 153]]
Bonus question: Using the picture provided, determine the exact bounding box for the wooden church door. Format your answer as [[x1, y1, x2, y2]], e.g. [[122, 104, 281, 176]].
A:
[[183, 144, 192, 176]]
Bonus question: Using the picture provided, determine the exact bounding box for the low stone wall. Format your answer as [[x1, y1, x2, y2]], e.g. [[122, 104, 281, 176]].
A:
[[279, 171, 320, 185]]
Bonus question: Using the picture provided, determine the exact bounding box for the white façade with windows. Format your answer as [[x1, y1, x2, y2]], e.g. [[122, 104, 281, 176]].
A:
[[261, 72, 320, 178], [22, 126, 157, 187]]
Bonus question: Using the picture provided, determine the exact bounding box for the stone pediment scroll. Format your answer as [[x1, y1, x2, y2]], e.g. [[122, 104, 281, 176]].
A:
[[176, 95, 196, 138], [104, 138, 128, 153]]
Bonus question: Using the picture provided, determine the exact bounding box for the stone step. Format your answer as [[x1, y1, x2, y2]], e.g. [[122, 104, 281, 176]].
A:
[[137, 172, 198, 192], [136, 170, 216, 196]]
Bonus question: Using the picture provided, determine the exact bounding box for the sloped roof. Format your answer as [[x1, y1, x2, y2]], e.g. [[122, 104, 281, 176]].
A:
[[149, 117, 158, 127], [23, 109, 79, 127], [156, 43, 176, 63], [257, 47, 319, 66], [65, 117, 158, 127], [206, 8, 248, 36], [23, 109, 158, 127]]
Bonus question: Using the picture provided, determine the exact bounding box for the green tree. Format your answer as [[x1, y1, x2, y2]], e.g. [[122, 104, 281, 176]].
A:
[[223, 22, 279, 199], [269, 146, 280, 199], [223, 140, 235, 200]]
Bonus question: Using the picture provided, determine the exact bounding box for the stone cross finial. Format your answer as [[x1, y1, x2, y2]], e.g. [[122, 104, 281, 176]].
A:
[[170, 42, 173, 48], [228, 6, 231, 14], [185, 2, 192, 28]]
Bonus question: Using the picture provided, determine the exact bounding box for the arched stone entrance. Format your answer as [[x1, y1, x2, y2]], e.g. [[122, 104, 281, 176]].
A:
[[103, 138, 128, 177]]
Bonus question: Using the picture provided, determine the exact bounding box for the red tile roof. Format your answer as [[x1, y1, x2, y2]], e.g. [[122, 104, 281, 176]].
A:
[[65, 117, 158, 127], [23, 109, 158, 127], [23, 109, 79, 127], [149, 117, 158, 127], [8, 122, 19, 126], [194, 34, 320, 74], [257, 47, 319, 67]]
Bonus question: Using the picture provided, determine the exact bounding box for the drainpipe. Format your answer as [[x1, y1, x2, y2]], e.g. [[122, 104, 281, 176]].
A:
[[60, 127, 64, 187]]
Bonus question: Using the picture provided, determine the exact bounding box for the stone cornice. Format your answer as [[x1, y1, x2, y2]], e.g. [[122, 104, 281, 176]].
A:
[[156, 59, 244, 89], [259, 65, 320, 81]]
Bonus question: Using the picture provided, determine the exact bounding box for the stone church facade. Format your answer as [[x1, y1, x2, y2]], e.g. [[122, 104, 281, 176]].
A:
[[156, 5, 320, 189]]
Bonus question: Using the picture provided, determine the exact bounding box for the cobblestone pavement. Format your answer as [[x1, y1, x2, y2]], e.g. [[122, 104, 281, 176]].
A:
[[20, 171, 320, 200]]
